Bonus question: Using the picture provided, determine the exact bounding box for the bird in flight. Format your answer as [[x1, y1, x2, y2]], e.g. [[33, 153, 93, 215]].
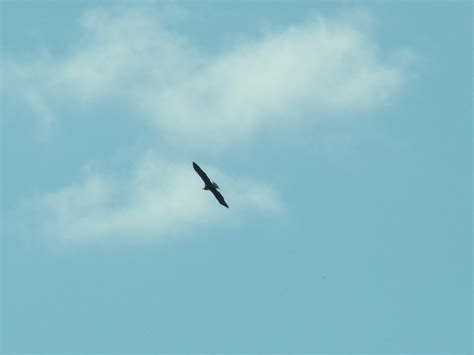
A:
[[193, 162, 229, 208]]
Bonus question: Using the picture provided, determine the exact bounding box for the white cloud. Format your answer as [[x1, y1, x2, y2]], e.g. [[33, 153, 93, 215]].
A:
[[4, 6, 415, 244], [4, 6, 412, 150], [22, 156, 283, 244], [144, 17, 406, 149]]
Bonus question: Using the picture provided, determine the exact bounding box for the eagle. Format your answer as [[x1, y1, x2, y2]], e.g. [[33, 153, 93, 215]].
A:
[[193, 162, 229, 208]]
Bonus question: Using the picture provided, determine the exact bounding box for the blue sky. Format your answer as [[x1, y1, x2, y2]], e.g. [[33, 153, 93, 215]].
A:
[[1, 1, 472, 353]]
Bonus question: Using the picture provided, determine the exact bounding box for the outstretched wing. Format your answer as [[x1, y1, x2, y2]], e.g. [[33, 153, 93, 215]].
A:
[[193, 162, 211, 185], [210, 188, 229, 208]]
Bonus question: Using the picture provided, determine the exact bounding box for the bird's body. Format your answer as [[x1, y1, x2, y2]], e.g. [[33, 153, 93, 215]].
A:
[[193, 162, 229, 208], [204, 181, 219, 190]]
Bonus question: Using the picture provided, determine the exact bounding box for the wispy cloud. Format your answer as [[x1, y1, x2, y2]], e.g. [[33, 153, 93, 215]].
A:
[[4, 6, 413, 149], [4, 5, 414, 244], [20, 156, 283, 245]]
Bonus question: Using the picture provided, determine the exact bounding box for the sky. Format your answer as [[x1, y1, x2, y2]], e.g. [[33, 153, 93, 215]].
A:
[[1, 1, 472, 353]]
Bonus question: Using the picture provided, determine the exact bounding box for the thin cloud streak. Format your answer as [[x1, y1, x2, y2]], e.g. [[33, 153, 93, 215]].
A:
[[20, 157, 283, 244]]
